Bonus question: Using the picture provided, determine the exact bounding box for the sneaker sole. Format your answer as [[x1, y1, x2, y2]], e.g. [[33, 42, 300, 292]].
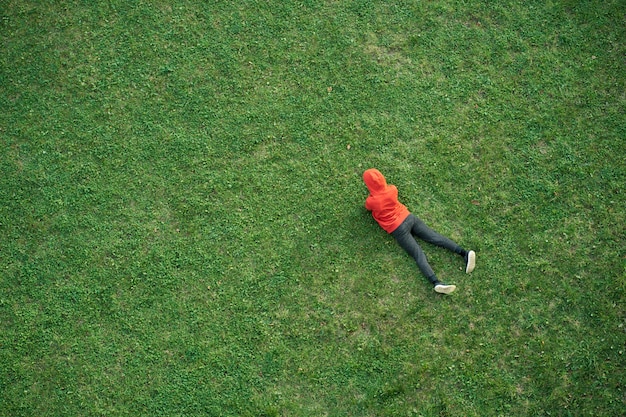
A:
[[466, 250, 476, 274], [434, 285, 456, 294]]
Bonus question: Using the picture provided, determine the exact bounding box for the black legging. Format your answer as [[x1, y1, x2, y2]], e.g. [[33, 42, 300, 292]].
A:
[[391, 214, 463, 284]]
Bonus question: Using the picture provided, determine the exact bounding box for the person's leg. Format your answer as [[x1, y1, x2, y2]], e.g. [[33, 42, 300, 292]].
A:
[[391, 215, 438, 285], [410, 216, 464, 254], [411, 215, 476, 273]]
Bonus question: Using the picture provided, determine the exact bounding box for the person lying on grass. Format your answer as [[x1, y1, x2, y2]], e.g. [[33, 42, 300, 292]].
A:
[[363, 168, 475, 295]]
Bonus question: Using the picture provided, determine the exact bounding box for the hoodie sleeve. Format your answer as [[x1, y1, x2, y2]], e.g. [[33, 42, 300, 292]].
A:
[[365, 194, 374, 211]]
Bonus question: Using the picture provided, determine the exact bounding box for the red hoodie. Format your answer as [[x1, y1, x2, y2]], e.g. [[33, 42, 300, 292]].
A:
[[363, 169, 410, 233]]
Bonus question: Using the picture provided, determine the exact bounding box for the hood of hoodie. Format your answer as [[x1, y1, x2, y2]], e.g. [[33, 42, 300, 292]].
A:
[[363, 168, 388, 194]]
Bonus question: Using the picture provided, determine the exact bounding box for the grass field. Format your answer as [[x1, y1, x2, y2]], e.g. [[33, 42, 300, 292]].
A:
[[1, 1, 625, 416]]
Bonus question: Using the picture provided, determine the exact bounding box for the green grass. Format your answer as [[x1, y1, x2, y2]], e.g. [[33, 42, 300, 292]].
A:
[[1, 0, 624, 415]]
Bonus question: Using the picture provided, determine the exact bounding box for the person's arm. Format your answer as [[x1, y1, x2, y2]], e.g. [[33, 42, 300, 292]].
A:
[[365, 195, 373, 211]]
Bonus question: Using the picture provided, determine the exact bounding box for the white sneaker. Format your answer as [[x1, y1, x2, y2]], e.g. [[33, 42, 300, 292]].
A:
[[465, 250, 476, 274], [434, 284, 456, 294]]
